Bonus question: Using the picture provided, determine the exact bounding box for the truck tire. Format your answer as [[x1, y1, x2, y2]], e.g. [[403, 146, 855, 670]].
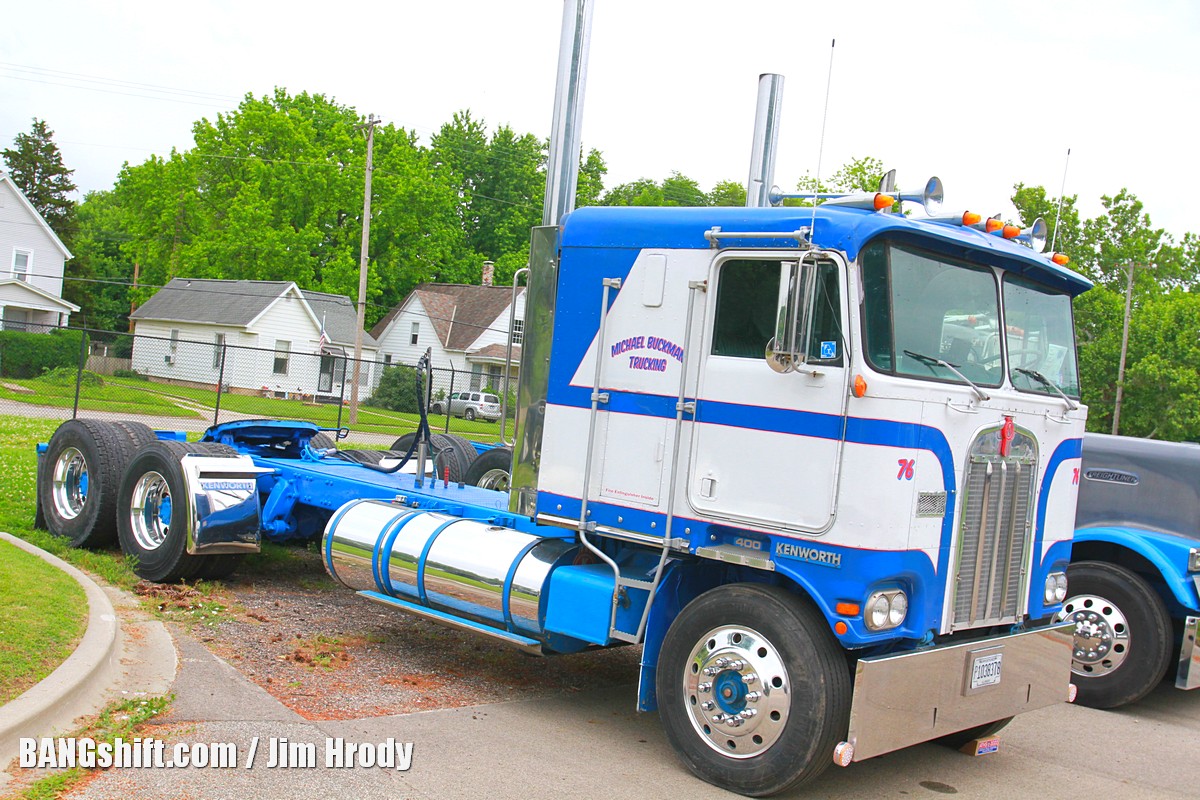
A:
[[464, 447, 512, 490], [439, 434, 477, 473], [389, 433, 469, 482], [39, 419, 157, 548], [656, 584, 850, 796], [1057, 561, 1173, 708], [310, 432, 336, 451], [117, 441, 241, 582]]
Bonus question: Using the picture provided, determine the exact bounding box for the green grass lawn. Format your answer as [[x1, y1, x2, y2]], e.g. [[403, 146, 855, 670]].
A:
[[0, 416, 140, 591], [0, 373, 514, 442], [0, 537, 88, 704], [0, 374, 200, 417]]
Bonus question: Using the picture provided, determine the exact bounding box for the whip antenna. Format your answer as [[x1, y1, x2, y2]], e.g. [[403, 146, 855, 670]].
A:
[[810, 38, 836, 239], [1051, 147, 1071, 254]]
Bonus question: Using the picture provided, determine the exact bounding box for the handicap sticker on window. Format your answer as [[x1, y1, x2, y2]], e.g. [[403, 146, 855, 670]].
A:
[[820, 341, 837, 359]]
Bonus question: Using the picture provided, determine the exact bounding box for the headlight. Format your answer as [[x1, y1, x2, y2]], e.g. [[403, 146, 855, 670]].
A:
[[889, 591, 908, 626], [1045, 571, 1068, 604], [864, 589, 908, 631], [1189, 548, 1200, 573]]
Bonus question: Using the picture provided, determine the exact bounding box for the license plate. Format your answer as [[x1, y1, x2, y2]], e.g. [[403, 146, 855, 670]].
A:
[[970, 652, 1004, 690]]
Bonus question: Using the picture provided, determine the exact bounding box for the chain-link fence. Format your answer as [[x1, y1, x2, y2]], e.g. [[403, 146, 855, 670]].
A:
[[0, 322, 516, 446]]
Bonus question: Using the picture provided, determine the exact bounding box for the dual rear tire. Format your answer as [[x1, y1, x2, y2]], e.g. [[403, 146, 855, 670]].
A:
[[39, 421, 244, 582]]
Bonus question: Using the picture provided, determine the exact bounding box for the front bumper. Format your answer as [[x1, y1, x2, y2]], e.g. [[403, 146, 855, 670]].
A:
[[1177, 616, 1200, 690], [846, 622, 1074, 761]]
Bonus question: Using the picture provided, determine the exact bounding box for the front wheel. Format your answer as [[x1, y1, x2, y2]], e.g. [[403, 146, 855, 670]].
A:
[[1056, 561, 1173, 708], [656, 584, 850, 796]]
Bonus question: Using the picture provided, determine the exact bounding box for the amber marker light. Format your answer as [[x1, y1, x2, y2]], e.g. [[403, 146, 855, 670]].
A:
[[852, 374, 868, 398], [1051, 252, 1071, 266], [835, 602, 861, 616], [962, 211, 982, 226], [873, 193, 894, 211], [834, 621, 849, 635], [985, 218, 1004, 233], [1002, 224, 1021, 239]]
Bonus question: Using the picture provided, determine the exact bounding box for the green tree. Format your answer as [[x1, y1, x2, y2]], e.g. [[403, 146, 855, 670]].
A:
[[796, 155, 887, 195], [575, 148, 607, 208], [3, 118, 78, 240], [107, 90, 465, 327], [66, 190, 136, 331], [708, 180, 747, 207]]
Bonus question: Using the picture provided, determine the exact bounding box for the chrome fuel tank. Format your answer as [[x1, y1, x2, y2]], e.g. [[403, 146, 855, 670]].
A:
[[322, 499, 576, 637]]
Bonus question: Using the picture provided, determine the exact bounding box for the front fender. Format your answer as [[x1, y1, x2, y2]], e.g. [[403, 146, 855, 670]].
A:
[[1074, 526, 1200, 613]]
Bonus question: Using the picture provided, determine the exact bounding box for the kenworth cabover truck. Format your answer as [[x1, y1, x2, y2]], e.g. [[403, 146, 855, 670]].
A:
[[36, 185, 1093, 794], [1061, 432, 1200, 708]]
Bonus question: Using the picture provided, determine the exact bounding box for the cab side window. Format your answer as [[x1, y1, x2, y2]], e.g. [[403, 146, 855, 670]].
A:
[[711, 258, 843, 366], [711, 259, 779, 359]]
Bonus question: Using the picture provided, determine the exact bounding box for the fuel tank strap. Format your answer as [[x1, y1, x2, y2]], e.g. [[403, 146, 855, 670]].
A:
[[374, 510, 420, 596], [415, 519, 461, 604]]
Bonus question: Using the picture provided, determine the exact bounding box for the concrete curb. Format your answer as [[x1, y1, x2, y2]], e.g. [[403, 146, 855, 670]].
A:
[[0, 533, 120, 767]]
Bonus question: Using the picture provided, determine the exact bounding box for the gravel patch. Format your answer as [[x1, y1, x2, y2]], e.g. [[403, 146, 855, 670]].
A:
[[146, 545, 641, 721]]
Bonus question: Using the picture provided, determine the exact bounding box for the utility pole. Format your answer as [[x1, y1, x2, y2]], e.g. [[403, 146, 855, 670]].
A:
[[349, 113, 380, 424], [1112, 262, 1152, 435]]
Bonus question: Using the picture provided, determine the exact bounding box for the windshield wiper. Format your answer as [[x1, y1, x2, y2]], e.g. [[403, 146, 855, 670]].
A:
[[1015, 367, 1079, 411], [903, 350, 991, 402]]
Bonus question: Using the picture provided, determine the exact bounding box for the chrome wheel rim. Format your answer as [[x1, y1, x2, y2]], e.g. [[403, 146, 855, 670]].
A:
[[683, 625, 790, 759], [1057, 593, 1130, 675], [129, 471, 172, 551], [476, 468, 510, 491], [51, 447, 88, 520]]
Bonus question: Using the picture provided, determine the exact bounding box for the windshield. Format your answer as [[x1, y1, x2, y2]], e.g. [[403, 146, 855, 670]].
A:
[[1003, 275, 1080, 399], [861, 241, 1003, 387]]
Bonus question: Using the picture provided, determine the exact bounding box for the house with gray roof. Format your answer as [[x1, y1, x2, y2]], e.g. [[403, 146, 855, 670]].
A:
[[370, 270, 524, 393], [0, 169, 79, 331], [129, 278, 378, 399]]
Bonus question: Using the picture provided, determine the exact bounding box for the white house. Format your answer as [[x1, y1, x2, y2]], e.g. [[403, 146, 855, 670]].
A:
[[129, 278, 378, 399], [371, 274, 525, 393], [0, 169, 79, 330]]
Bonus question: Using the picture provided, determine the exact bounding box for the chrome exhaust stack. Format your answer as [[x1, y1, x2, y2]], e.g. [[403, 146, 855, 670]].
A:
[[542, 0, 594, 227], [746, 73, 785, 208]]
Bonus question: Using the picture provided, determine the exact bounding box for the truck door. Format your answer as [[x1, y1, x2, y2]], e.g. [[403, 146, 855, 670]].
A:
[[688, 254, 849, 532]]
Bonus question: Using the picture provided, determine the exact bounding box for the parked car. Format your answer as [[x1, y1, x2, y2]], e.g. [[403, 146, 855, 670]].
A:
[[429, 391, 502, 422]]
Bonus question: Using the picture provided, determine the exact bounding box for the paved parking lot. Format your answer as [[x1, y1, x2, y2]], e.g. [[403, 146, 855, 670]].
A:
[[60, 620, 1200, 800]]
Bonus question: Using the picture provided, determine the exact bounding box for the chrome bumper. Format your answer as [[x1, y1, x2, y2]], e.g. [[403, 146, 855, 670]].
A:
[[847, 622, 1074, 762], [1176, 616, 1199, 690]]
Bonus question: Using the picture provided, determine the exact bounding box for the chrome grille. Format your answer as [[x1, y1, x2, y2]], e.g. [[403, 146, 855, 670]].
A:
[[951, 426, 1038, 631]]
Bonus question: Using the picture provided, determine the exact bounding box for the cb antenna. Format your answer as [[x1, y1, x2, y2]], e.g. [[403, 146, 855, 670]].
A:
[[810, 38, 836, 239], [1050, 147, 1071, 254]]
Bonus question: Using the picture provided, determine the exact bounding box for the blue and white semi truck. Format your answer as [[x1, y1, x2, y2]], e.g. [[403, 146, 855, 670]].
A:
[[33, 4, 1096, 792], [38, 186, 1093, 794]]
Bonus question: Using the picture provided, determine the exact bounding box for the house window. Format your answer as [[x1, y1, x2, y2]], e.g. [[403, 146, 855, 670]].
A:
[[410, 321, 419, 346], [12, 249, 31, 282], [384, 353, 393, 366], [212, 333, 225, 369], [512, 318, 524, 344], [274, 340, 290, 375], [470, 364, 483, 391]]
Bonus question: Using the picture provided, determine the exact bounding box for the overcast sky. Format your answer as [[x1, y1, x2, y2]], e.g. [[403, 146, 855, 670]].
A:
[[3, 1, 1198, 242]]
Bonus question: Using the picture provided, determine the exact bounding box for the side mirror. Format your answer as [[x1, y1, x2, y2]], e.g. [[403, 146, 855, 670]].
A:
[[766, 256, 817, 373]]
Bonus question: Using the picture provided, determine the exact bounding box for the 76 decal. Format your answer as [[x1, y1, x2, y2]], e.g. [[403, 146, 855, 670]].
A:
[[897, 458, 916, 480]]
